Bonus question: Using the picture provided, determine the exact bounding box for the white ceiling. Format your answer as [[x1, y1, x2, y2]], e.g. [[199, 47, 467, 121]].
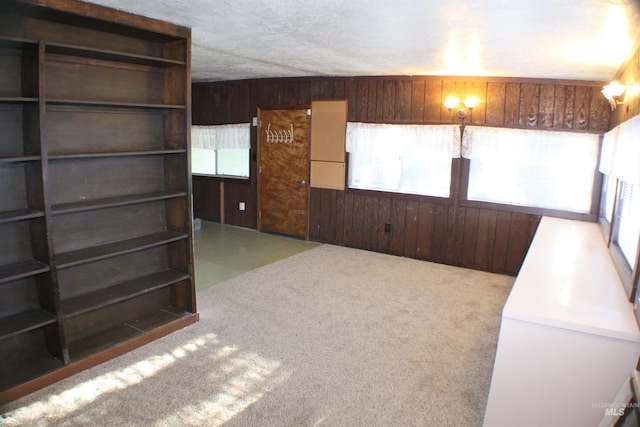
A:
[[84, 0, 640, 83]]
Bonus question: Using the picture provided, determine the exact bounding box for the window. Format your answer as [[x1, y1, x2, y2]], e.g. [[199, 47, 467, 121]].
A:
[[191, 124, 250, 178], [346, 123, 461, 197], [599, 127, 618, 225], [599, 174, 617, 224], [613, 181, 640, 269], [599, 114, 640, 300], [462, 126, 600, 213]]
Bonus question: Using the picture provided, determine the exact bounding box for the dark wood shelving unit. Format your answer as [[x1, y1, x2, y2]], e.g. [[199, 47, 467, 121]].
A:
[[62, 269, 190, 317], [0, 0, 196, 404], [0, 356, 64, 391], [66, 306, 190, 362], [46, 42, 186, 67], [0, 259, 49, 284], [0, 36, 38, 49], [51, 190, 187, 214], [46, 99, 186, 109], [0, 97, 38, 103], [48, 149, 186, 159], [0, 156, 41, 163], [56, 231, 188, 269], [0, 208, 45, 224], [0, 309, 56, 340]]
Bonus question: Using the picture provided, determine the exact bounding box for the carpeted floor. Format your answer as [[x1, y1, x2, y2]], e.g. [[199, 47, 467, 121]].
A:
[[0, 245, 514, 426]]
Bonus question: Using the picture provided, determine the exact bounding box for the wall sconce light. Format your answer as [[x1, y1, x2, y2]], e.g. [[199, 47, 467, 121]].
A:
[[601, 81, 627, 111], [444, 96, 480, 119]]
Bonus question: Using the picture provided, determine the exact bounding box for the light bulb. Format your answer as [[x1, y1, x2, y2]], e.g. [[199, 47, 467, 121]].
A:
[[444, 96, 459, 110], [464, 96, 480, 110]]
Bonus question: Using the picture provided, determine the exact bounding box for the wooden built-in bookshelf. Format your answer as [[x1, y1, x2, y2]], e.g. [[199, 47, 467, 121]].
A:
[[0, 0, 196, 403]]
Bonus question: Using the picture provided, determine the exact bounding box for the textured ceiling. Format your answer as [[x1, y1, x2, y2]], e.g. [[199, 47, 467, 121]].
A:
[[84, 0, 640, 83]]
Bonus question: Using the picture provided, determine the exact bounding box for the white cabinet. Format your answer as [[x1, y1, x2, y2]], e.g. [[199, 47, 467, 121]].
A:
[[483, 217, 640, 427]]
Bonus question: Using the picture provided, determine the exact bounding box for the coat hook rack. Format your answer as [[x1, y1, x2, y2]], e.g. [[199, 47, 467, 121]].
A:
[[266, 123, 294, 144]]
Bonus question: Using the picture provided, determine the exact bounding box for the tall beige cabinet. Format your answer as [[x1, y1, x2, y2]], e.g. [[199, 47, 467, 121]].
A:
[[0, 0, 197, 403]]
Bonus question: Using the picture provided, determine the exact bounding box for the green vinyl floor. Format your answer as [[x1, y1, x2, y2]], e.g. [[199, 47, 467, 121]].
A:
[[193, 221, 319, 291]]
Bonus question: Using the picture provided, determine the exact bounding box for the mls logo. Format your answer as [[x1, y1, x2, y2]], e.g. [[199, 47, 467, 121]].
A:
[[605, 407, 626, 417]]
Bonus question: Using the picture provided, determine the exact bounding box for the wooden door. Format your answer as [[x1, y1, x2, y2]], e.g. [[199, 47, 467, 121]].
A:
[[259, 108, 309, 238]]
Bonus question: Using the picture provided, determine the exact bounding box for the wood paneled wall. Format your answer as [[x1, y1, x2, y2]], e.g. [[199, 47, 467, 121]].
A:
[[610, 42, 640, 127], [309, 188, 540, 275], [192, 75, 611, 275]]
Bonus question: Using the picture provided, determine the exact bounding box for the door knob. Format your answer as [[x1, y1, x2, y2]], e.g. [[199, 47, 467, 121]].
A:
[[298, 180, 306, 185]]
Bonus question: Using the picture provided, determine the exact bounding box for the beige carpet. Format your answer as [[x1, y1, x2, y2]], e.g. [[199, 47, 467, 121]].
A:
[[0, 245, 514, 426]]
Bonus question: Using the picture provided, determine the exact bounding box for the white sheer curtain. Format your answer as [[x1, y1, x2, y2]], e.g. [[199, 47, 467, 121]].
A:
[[346, 122, 460, 197], [191, 124, 250, 149], [608, 114, 640, 186], [599, 127, 619, 222], [599, 126, 618, 176], [462, 126, 600, 213]]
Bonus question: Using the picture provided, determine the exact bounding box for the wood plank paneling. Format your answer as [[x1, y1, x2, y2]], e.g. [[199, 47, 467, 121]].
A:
[[330, 190, 345, 245], [350, 192, 365, 249], [589, 87, 610, 131], [374, 81, 385, 122], [298, 80, 311, 105], [491, 211, 512, 274], [432, 203, 450, 265], [610, 46, 640, 126], [475, 209, 498, 272], [223, 180, 254, 229], [193, 75, 609, 276], [376, 197, 391, 253], [346, 80, 358, 122], [553, 85, 567, 128], [362, 195, 379, 252], [573, 86, 591, 130], [319, 189, 332, 243], [424, 81, 442, 123], [389, 199, 407, 256], [486, 82, 506, 126], [461, 207, 480, 269], [342, 191, 354, 246], [368, 81, 378, 121], [505, 212, 531, 276], [383, 80, 396, 122], [356, 80, 369, 122], [504, 83, 521, 126], [403, 200, 420, 258], [564, 85, 576, 129], [333, 80, 346, 100], [320, 80, 334, 99], [396, 80, 412, 122], [411, 80, 426, 122], [192, 176, 220, 223], [469, 81, 487, 125], [519, 83, 540, 127], [416, 201, 436, 261], [309, 188, 321, 242], [538, 84, 555, 128]]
